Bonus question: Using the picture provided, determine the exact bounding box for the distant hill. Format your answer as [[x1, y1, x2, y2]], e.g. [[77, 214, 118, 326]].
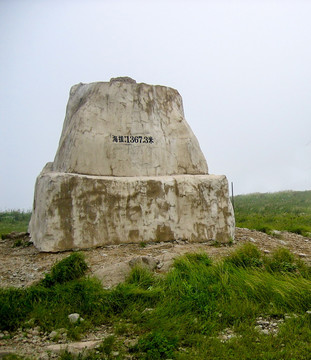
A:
[[234, 190, 311, 236]]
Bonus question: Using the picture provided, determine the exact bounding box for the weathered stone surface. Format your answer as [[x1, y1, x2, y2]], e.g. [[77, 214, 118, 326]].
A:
[[29, 172, 234, 252], [46, 340, 102, 355], [52, 78, 208, 177], [30, 78, 235, 251]]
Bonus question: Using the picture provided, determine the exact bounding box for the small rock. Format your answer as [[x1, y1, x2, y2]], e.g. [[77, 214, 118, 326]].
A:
[[306, 310, 311, 315], [49, 330, 59, 340], [142, 308, 154, 314], [68, 313, 84, 323], [298, 253, 307, 258], [249, 237, 256, 243], [129, 256, 159, 271], [46, 340, 102, 355], [39, 353, 50, 360]]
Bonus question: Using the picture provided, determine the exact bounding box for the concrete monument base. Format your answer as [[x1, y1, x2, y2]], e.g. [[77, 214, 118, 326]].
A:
[[29, 171, 235, 252]]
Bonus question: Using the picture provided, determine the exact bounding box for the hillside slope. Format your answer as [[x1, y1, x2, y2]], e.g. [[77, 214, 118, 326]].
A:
[[235, 190, 311, 236]]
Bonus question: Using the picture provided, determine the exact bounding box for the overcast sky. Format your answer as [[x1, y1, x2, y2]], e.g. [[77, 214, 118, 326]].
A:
[[1, 0, 311, 210]]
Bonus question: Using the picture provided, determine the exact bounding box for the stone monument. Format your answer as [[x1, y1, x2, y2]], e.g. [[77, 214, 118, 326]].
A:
[[29, 77, 235, 252]]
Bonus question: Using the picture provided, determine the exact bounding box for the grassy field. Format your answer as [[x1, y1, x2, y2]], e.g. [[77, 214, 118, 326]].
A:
[[0, 210, 31, 238], [234, 190, 311, 236], [1, 247, 311, 359]]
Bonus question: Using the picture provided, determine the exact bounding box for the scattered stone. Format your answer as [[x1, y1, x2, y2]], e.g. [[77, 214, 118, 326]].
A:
[[3, 232, 29, 240], [49, 330, 59, 340], [129, 256, 159, 271], [68, 313, 84, 324], [46, 340, 102, 355], [218, 328, 238, 342], [249, 237, 256, 243], [298, 253, 307, 258], [255, 316, 284, 335]]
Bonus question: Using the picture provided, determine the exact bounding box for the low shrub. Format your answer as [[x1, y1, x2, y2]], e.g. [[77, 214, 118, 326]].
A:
[[132, 331, 179, 360], [264, 248, 297, 273], [41, 252, 88, 287], [125, 266, 156, 290]]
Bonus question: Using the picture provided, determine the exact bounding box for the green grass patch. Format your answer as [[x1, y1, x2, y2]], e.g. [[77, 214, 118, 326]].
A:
[[0, 210, 31, 238], [234, 190, 311, 236], [1, 245, 311, 359]]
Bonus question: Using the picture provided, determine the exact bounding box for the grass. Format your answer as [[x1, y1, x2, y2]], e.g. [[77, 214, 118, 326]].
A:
[[234, 190, 311, 236], [1, 191, 311, 358], [0, 210, 31, 238], [1, 245, 311, 359]]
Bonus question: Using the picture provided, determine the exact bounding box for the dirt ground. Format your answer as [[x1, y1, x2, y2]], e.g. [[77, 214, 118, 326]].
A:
[[1, 228, 310, 289]]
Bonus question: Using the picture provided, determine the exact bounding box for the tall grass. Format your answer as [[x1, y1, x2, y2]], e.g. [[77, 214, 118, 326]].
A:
[[2, 245, 311, 359]]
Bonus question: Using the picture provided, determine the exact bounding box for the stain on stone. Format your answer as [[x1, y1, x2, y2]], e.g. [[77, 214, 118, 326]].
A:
[[145, 98, 154, 116], [194, 223, 208, 240], [155, 224, 174, 242], [126, 204, 142, 221], [56, 178, 75, 250], [157, 200, 170, 213], [129, 229, 139, 242], [146, 180, 164, 199]]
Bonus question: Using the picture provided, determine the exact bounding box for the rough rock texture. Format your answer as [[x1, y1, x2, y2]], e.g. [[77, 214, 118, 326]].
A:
[[29, 77, 234, 251], [30, 172, 234, 252], [53, 78, 208, 177]]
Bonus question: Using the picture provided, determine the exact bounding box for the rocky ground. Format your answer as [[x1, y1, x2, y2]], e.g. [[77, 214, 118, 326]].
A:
[[0, 228, 310, 358]]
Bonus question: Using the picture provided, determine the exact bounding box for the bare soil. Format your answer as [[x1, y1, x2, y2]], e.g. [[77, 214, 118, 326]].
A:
[[1, 228, 310, 289]]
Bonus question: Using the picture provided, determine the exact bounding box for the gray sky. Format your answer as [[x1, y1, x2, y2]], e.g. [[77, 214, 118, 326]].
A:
[[1, 0, 311, 210]]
